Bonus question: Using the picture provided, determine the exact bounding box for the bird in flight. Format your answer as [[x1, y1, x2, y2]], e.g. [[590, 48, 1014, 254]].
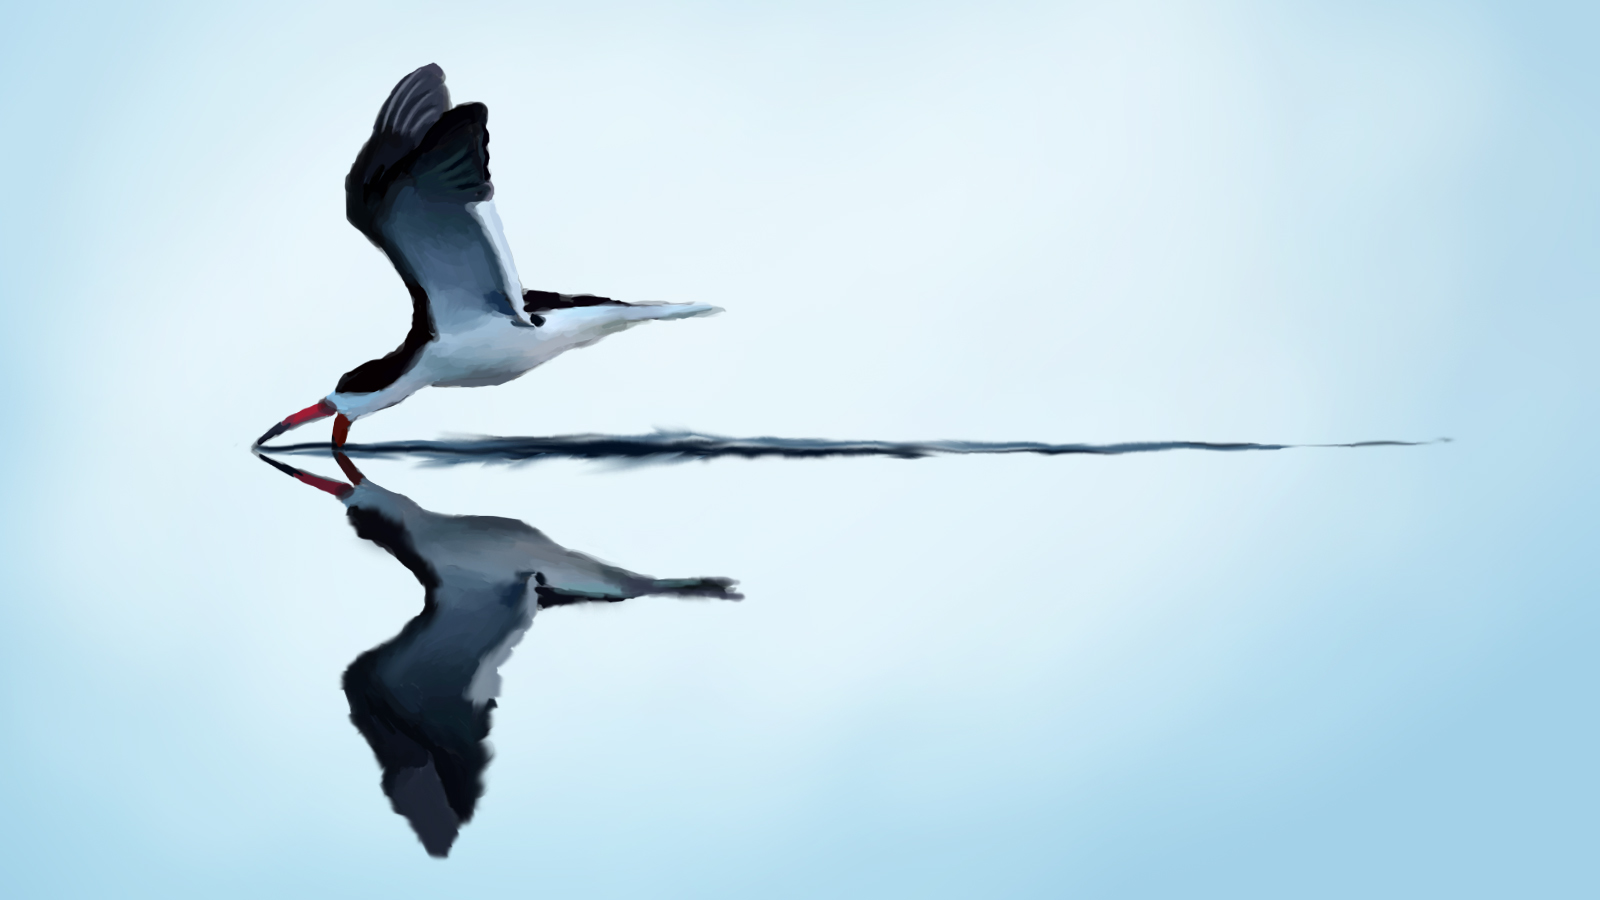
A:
[[256, 64, 720, 448]]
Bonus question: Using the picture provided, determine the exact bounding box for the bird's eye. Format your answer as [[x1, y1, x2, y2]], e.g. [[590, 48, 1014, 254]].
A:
[[529, 314, 545, 327]]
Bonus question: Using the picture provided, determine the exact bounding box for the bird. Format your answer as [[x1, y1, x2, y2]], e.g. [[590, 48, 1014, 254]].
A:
[[257, 451, 741, 856], [255, 64, 720, 449]]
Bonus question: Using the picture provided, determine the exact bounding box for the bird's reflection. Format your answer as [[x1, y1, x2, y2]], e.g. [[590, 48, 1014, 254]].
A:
[[258, 452, 741, 857]]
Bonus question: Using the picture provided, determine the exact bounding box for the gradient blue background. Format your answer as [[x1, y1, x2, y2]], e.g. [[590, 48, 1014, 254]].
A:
[[1, 2, 1595, 897]]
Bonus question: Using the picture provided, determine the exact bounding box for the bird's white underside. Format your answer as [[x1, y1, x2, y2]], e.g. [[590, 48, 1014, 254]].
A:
[[328, 194, 718, 419]]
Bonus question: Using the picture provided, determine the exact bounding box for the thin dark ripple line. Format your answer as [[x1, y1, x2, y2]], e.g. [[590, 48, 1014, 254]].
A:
[[254, 431, 1450, 467]]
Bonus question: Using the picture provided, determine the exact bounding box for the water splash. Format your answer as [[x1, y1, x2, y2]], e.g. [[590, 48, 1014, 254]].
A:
[[255, 430, 1450, 467]]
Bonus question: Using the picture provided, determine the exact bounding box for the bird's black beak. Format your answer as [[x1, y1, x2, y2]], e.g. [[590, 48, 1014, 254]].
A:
[[255, 399, 336, 447]]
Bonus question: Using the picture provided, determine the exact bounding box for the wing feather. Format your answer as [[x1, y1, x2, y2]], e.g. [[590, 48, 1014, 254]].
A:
[[347, 64, 451, 241], [407, 103, 492, 202]]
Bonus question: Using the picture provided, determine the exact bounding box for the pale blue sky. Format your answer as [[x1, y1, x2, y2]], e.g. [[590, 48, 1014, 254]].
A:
[[1, 2, 1595, 897]]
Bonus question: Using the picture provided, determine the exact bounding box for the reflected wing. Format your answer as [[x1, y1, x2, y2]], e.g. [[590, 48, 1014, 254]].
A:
[[343, 597, 526, 859], [340, 494, 534, 858]]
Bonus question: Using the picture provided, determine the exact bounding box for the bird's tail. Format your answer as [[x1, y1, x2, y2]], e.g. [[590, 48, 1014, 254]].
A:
[[647, 576, 743, 600], [624, 302, 723, 321]]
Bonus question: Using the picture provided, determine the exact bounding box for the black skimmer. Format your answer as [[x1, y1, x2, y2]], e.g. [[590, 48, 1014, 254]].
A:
[[255, 64, 720, 449], [258, 452, 741, 856]]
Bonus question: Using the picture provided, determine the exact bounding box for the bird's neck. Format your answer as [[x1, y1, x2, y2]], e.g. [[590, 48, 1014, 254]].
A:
[[329, 372, 427, 420]]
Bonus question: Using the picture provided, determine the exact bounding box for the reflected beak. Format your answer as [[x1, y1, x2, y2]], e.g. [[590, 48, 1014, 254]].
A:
[[254, 451, 354, 499], [255, 399, 336, 447], [333, 451, 365, 485]]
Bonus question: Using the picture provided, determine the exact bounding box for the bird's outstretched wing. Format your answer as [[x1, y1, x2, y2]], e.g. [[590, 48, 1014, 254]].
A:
[[346, 64, 451, 241], [344, 65, 527, 345]]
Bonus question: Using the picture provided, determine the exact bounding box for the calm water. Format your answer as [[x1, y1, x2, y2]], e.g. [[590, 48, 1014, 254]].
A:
[[3, 3, 1596, 897], [249, 435, 1430, 860]]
